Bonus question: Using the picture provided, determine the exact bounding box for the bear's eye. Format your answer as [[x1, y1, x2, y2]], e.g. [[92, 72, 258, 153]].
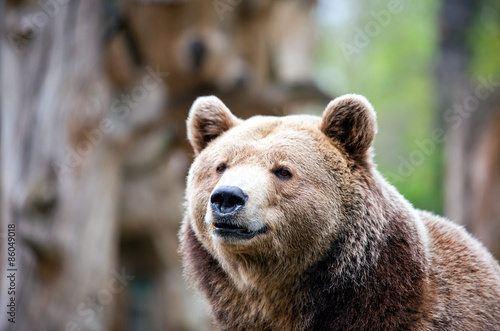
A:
[[216, 163, 227, 174], [273, 167, 292, 179]]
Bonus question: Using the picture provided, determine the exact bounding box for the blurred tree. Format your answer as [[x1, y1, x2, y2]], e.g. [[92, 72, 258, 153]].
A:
[[437, 0, 500, 259], [1, 1, 120, 330]]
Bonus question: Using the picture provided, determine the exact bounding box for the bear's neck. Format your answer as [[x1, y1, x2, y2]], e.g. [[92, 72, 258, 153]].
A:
[[182, 178, 431, 330], [182, 221, 309, 329]]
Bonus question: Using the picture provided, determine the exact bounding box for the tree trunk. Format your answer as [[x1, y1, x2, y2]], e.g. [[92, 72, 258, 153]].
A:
[[1, 1, 121, 329], [437, 0, 500, 259]]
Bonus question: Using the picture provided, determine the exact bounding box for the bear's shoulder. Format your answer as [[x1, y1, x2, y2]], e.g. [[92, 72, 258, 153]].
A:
[[417, 211, 500, 328]]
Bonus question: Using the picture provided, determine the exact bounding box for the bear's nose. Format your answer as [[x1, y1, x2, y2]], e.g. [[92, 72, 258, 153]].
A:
[[210, 186, 247, 216]]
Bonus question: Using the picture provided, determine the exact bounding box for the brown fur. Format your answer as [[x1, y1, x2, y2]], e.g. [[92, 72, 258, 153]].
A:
[[179, 94, 500, 330]]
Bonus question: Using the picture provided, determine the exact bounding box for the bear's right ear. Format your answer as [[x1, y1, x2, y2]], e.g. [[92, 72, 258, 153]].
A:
[[187, 96, 242, 155], [320, 94, 377, 163]]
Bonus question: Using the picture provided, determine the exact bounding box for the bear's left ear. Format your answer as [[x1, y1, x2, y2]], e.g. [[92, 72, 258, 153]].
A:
[[320, 94, 377, 162], [187, 96, 242, 155]]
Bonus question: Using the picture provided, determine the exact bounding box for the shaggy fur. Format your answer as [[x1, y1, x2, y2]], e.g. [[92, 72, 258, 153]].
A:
[[179, 94, 500, 330]]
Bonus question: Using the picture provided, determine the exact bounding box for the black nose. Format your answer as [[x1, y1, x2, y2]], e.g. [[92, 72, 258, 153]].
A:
[[210, 186, 247, 216]]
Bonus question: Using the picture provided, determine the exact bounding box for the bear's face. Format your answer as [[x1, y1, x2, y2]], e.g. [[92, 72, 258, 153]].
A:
[[185, 95, 377, 285]]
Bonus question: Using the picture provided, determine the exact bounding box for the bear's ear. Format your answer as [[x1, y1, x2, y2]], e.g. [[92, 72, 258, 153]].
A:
[[187, 96, 242, 155], [320, 94, 377, 162]]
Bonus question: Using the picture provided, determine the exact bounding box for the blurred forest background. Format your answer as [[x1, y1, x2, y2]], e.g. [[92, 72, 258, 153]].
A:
[[1, 0, 499, 330]]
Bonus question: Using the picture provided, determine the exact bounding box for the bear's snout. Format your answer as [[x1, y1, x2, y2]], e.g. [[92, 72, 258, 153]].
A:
[[210, 185, 248, 216]]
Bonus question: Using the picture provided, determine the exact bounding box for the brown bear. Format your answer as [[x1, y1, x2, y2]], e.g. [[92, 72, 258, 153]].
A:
[[179, 94, 500, 330]]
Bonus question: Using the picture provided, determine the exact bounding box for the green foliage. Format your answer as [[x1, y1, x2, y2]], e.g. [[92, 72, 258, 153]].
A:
[[315, 0, 443, 213], [469, 2, 500, 78]]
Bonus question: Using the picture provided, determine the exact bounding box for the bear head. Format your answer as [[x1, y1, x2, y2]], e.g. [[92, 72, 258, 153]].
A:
[[185, 94, 377, 288]]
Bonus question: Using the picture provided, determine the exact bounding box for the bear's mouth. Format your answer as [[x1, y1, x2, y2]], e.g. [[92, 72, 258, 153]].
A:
[[212, 222, 268, 240]]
